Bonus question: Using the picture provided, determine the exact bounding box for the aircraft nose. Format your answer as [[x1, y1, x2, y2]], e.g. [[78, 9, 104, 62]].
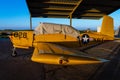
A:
[[9, 35, 13, 39], [9, 34, 14, 42]]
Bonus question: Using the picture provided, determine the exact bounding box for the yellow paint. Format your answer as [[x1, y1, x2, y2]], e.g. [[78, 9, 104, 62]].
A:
[[9, 15, 113, 65], [31, 53, 103, 65], [81, 15, 114, 41], [34, 34, 77, 42], [100, 15, 114, 39], [31, 43, 106, 65], [9, 31, 33, 48]]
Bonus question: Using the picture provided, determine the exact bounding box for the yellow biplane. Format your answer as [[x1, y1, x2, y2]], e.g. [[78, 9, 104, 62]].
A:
[[9, 15, 113, 65]]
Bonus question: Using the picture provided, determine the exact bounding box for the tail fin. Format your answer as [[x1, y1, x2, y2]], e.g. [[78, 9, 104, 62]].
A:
[[100, 15, 114, 39]]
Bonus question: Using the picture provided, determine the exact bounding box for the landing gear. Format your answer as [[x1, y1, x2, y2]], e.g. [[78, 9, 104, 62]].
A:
[[11, 47, 17, 57]]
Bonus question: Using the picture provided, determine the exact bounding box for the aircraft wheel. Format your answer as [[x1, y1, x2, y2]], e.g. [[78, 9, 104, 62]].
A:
[[11, 48, 17, 57]]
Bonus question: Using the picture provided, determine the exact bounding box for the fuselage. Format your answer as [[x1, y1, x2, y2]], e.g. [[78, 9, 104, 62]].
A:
[[9, 30, 114, 49]]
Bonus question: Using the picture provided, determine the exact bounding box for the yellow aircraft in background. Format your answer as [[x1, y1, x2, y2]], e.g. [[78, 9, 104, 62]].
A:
[[9, 15, 113, 65]]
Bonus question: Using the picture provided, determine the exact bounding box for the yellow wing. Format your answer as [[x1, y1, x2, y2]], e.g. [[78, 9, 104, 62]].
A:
[[31, 43, 108, 65]]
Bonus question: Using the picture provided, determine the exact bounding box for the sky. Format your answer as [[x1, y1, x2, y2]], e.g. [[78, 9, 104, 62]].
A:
[[0, 0, 120, 30]]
